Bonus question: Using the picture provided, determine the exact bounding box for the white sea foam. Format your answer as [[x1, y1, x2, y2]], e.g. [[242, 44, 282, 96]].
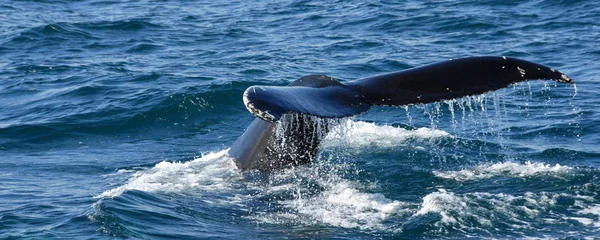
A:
[[321, 119, 451, 149], [249, 162, 412, 231], [283, 180, 408, 230], [433, 161, 573, 181], [414, 189, 598, 231], [577, 204, 600, 227], [566, 217, 595, 226], [415, 189, 472, 225], [96, 150, 241, 198]]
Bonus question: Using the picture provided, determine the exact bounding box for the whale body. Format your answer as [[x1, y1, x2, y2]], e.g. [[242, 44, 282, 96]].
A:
[[228, 56, 574, 170]]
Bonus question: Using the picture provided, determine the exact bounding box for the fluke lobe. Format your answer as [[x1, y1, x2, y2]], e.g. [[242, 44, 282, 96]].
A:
[[228, 56, 574, 170]]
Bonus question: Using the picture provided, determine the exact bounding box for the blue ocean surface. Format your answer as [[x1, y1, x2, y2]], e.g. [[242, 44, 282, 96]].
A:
[[1, 0, 599, 239]]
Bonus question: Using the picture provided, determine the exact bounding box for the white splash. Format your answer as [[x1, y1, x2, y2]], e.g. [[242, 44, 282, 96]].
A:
[[433, 161, 573, 181], [250, 162, 412, 231], [321, 119, 451, 149], [96, 150, 241, 198], [284, 180, 407, 230]]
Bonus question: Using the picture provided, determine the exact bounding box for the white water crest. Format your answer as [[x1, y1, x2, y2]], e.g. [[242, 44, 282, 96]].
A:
[[249, 162, 413, 231], [414, 189, 598, 231], [96, 150, 241, 198], [321, 119, 451, 149], [433, 161, 573, 181], [575, 204, 600, 227], [286, 185, 405, 229]]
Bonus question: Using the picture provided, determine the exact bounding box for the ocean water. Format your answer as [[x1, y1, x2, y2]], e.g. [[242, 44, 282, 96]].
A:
[[1, 0, 599, 239]]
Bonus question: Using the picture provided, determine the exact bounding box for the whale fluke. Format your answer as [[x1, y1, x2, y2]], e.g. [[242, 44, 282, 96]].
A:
[[243, 56, 573, 122], [230, 56, 574, 170]]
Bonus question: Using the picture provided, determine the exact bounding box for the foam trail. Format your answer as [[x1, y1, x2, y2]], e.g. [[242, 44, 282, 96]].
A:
[[321, 119, 451, 149], [97, 150, 240, 198], [433, 161, 573, 181]]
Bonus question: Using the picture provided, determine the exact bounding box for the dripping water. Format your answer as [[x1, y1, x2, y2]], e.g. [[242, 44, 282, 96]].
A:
[[399, 82, 580, 164], [270, 114, 340, 167]]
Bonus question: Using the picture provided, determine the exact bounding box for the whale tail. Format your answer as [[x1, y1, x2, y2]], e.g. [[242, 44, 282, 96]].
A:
[[243, 56, 574, 122]]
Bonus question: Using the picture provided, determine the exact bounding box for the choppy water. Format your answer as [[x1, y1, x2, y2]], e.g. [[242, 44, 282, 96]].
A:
[[1, 0, 599, 239]]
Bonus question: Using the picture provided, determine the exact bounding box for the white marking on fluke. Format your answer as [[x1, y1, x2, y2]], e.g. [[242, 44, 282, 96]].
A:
[[517, 66, 526, 77]]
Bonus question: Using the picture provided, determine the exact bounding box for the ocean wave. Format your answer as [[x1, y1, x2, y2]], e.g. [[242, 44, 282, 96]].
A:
[[6, 23, 98, 47], [433, 16, 499, 33], [125, 43, 165, 54], [252, 173, 410, 231], [412, 189, 599, 235], [76, 19, 163, 32], [433, 161, 574, 181], [246, 159, 410, 231], [96, 150, 240, 198], [0, 80, 252, 149]]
